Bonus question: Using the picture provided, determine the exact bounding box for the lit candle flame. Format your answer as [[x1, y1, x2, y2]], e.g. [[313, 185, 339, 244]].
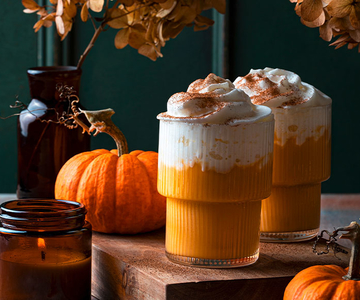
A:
[[37, 238, 46, 249], [37, 238, 46, 261]]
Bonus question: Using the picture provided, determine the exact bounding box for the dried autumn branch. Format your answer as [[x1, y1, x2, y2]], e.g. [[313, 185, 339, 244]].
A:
[[290, 0, 360, 52], [2, 85, 88, 132], [22, 0, 226, 67]]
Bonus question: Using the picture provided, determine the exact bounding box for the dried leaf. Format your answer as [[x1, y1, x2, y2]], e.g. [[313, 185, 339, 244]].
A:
[[327, 0, 353, 18], [128, 24, 147, 49], [319, 21, 333, 41], [108, 8, 129, 29], [56, 15, 65, 35], [329, 16, 353, 31], [43, 13, 56, 21], [173, 5, 196, 24], [126, 4, 140, 25], [57, 0, 64, 16], [349, 5, 360, 29], [33, 19, 44, 32], [301, 0, 324, 22], [138, 44, 159, 61], [22, 0, 40, 11], [347, 42, 358, 49], [349, 29, 360, 42], [64, 0, 77, 18], [322, 0, 332, 4], [295, 3, 302, 17], [212, 0, 226, 14], [167, 2, 182, 20], [60, 13, 73, 41], [121, 0, 135, 6], [114, 28, 130, 49], [37, 7, 48, 17], [330, 33, 350, 45], [160, 0, 177, 10], [194, 14, 214, 31], [81, 3, 89, 22], [335, 41, 347, 48], [301, 10, 325, 27], [89, 0, 104, 13], [162, 21, 185, 39], [23, 8, 37, 13], [156, 1, 177, 18], [145, 21, 158, 44]]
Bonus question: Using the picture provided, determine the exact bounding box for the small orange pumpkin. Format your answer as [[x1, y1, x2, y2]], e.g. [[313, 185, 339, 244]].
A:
[[55, 108, 166, 234], [284, 222, 360, 300], [284, 265, 360, 300]]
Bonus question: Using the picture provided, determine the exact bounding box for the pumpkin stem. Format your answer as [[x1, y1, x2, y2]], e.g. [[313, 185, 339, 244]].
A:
[[335, 221, 360, 281], [79, 108, 129, 156]]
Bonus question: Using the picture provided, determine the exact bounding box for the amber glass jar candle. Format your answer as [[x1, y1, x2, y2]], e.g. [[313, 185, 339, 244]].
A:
[[0, 199, 92, 300]]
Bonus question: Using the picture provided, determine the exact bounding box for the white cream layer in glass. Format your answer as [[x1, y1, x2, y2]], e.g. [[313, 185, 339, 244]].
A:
[[271, 105, 331, 146], [234, 68, 332, 146], [158, 73, 274, 173], [158, 121, 274, 173]]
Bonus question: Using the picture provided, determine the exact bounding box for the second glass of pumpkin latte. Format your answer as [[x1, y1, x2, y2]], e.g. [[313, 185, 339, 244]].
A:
[[157, 74, 274, 267], [235, 68, 332, 242]]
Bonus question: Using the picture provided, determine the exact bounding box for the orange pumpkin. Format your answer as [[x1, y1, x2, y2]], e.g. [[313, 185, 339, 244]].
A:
[[284, 221, 360, 300], [55, 149, 166, 234], [54, 108, 166, 234], [284, 265, 360, 300]]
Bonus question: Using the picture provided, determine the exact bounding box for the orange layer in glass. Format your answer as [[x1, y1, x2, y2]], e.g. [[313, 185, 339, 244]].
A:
[[158, 159, 273, 202], [272, 130, 331, 185], [261, 131, 330, 233], [260, 183, 321, 232], [166, 198, 261, 259]]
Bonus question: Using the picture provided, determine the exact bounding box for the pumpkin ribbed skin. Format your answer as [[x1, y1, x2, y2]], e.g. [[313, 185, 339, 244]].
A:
[[55, 149, 166, 234], [284, 265, 360, 300]]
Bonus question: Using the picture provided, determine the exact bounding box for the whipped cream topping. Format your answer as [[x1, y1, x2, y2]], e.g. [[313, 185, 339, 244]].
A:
[[158, 73, 272, 124], [234, 68, 331, 108]]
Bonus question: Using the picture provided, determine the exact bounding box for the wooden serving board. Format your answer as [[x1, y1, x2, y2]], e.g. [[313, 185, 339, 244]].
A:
[[91, 194, 360, 300]]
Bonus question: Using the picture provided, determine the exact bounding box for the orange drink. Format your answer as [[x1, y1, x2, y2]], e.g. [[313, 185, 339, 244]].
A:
[[235, 68, 332, 242], [157, 74, 274, 267]]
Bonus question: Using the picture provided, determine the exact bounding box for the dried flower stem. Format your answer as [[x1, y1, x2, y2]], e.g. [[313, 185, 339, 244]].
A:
[[77, 4, 143, 69], [77, 23, 106, 69], [336, 222, 360, 281]]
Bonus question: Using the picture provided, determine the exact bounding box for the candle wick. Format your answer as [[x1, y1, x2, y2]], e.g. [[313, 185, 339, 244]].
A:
[[41, 251, 46, 261]]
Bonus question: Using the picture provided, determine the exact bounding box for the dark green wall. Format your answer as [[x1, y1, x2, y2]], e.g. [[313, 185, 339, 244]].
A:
[[0, 1, 37, 193], [1, 1, 359, 193]]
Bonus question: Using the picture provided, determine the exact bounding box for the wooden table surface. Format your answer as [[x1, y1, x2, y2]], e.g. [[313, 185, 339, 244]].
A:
[[1, 194, 359, 300]]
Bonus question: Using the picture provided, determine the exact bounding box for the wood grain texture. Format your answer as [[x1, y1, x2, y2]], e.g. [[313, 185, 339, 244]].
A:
[[91, 230, 350, 300], [90, 194, 360, 300]]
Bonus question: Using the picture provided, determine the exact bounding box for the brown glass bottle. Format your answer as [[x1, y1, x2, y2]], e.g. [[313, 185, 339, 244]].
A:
[[0, 199, 92, 300], [17, 66, 90, 199]]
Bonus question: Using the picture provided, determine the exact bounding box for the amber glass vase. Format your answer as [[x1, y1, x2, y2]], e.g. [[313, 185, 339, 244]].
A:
[[17, 66, 90, 199]]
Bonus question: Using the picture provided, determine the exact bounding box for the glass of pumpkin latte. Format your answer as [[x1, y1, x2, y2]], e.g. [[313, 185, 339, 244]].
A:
[[235, 68, 332, 242], [157, 74, 274, 267]]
